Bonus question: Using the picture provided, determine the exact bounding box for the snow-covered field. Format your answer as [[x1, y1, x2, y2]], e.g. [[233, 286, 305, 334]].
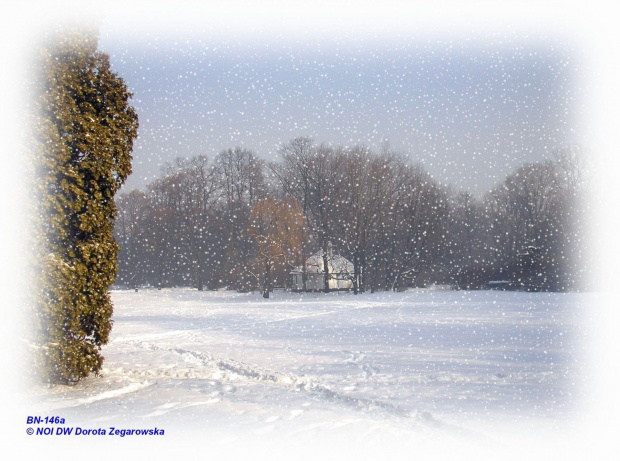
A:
[[26, 289, 591, 459]]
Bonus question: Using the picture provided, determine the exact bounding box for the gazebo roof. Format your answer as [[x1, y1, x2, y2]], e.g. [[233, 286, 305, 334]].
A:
[[290, 251, 353, 275]]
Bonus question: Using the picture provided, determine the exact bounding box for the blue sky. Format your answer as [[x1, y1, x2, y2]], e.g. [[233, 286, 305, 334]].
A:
[[99, 29, 582, 197]]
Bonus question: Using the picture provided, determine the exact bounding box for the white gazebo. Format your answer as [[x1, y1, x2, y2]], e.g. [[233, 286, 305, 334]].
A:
[[290, 249, 355, 291]]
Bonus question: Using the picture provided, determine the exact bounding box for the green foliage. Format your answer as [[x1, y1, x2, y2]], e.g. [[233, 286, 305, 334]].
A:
[[30, 28, 138, 384]]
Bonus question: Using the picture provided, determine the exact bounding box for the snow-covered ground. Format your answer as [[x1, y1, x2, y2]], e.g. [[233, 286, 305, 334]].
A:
[[25, 289, 592, 459]]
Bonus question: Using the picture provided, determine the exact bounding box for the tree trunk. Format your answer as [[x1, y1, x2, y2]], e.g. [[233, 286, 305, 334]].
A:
[[302, 263, 307, 292], [263, 260, 271, 298], [353, 251, 359, 295], [391, 273, 400, 292], [322, 251, 330, 293], [360, 250, 366, 293], [370, 258, 378, 293], [196, 256, 203, 291]]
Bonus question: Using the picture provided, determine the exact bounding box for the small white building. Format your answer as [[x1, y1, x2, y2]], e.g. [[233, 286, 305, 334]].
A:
[[290, 250, 355, 291]]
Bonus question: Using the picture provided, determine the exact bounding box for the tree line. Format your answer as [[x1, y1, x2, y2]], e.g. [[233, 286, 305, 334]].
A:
[[114, 139, 588, 296]]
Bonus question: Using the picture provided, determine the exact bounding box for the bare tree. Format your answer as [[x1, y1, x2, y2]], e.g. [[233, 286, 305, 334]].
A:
[[114, 190, 151, 288], [271, 138, 341, 292], [215, 147, 267, 288], [382, 163, 448, 291], [247, 197, 308, 297]]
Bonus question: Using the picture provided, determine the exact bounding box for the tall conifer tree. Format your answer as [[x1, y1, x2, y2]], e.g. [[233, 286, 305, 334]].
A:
[[31, 29, 138, 383]]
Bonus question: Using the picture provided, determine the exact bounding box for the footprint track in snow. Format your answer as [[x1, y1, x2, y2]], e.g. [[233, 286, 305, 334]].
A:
[[343, 350, 376, 379], [128, 340, 441, 428]]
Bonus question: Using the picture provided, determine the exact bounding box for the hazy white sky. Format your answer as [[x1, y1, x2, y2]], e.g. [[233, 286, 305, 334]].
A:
[[99, 26, 582, 197]]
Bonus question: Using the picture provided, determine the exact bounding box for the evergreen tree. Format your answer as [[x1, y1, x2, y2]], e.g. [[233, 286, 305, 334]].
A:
[[30, 28, 138, 383]]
